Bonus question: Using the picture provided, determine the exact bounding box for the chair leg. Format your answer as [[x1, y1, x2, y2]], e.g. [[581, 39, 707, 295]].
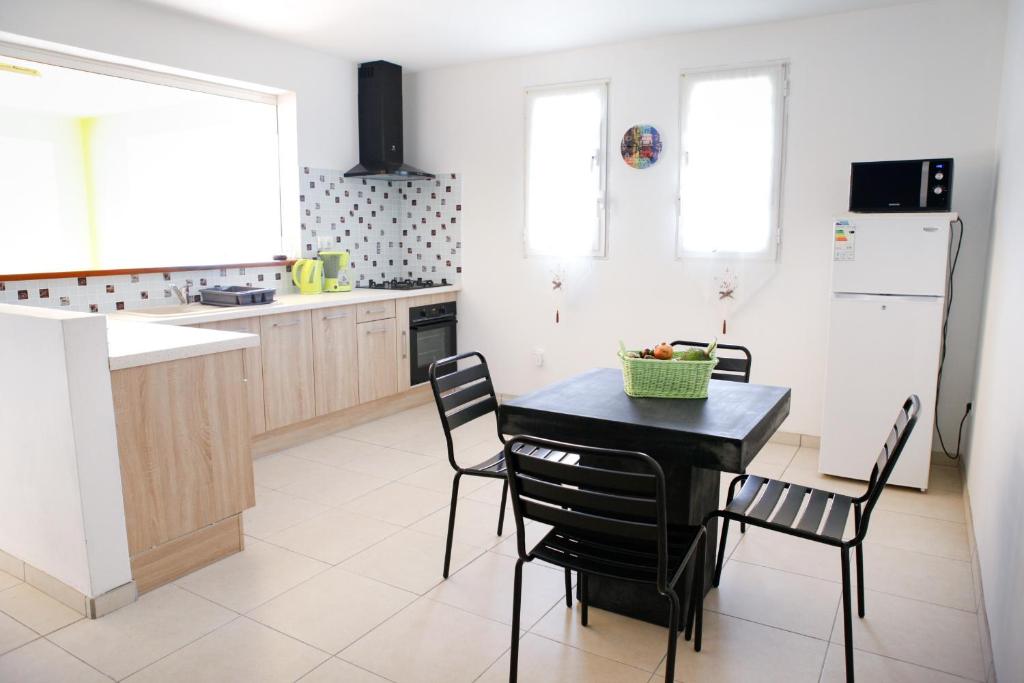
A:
[[509, 558, 524, 683], [564, 568, 573, 608], [854, 504, 865, 618], [443, 472, 462, 579], [713, 517, 729, 587], [581, 573, 589, 626], [664, 590, 680, 683], [496, 479, 509, 535], [855, 543, 865, 618], [695, 533, 705, 652], [841, 547, 855, 682], [740, 521, 746, 533]]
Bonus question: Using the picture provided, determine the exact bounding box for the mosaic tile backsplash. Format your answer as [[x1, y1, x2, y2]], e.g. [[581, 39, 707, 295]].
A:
[[0, 266, 295, 314], [300, 168, 462, 285], [0, 168, 462, 314]]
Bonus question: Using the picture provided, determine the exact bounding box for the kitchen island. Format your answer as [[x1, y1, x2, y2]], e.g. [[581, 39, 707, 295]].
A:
[[0, 305, 259, 615]]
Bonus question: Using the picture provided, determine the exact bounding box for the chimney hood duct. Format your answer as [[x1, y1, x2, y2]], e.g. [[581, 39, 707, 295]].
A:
[[344, 60, 434, 180]]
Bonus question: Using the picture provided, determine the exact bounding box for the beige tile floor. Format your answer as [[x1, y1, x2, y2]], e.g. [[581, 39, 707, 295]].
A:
[[0, 403, 987, 682]]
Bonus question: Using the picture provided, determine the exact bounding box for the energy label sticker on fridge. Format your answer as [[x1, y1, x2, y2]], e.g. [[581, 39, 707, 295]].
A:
[[833, 221, 856, 261]]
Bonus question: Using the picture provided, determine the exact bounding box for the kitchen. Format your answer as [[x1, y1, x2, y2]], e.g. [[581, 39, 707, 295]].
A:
[[0, 0, 1022, 682]]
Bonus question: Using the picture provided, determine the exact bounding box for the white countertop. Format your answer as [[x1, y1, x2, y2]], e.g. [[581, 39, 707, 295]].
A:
[[106, 320, 259, 371], [107, 285, 461, 326], [103, 285, 459, 369]]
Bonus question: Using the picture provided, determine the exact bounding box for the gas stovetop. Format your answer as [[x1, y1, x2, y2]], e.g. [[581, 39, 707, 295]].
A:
[[357, 277, 449, 291]]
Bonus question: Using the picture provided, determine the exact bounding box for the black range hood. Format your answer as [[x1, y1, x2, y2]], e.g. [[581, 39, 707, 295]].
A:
[[344, 60, 434, 180]]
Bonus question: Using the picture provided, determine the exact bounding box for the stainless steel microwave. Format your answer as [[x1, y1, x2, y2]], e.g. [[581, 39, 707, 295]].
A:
[[849, 158, 953, 212]]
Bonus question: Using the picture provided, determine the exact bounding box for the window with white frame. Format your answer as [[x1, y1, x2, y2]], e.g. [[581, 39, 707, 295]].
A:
[[0, 49, 290, 276], [525, 81, 607, 257], [677, 62, 787, 258]]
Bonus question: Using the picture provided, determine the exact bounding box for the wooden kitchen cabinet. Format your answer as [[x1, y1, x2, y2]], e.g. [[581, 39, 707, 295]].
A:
[[357, 317, 398, 402], [199, 317, 266, 436], [312, 305, 360, 415], [111, 350, 254, 592], [260, 310, 315, 430]]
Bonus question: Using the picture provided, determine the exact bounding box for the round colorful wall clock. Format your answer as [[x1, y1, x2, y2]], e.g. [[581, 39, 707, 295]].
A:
[[620, 124, 662, 169]]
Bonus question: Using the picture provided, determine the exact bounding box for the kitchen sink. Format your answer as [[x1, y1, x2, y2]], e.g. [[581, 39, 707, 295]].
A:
[[120, 303, 217, 317]]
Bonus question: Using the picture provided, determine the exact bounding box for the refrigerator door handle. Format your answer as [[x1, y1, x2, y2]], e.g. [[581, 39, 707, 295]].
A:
[[832, 292, 942, 303]]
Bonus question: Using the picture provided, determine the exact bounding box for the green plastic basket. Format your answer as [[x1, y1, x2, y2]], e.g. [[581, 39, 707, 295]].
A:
[[618, 350, 718, 399]]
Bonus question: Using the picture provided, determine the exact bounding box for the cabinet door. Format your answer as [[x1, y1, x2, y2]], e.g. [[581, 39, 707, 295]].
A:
[[200, 317, 266, 436], [395, 299, 412, 392], [357, 318, 398, 403], [312, 305, 360, 415], [260, 310, 315, 430], [112, 350, 254, 555]]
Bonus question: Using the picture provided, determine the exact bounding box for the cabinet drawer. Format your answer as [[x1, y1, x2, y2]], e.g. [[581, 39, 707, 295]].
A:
[[356, 300, 395, 323]]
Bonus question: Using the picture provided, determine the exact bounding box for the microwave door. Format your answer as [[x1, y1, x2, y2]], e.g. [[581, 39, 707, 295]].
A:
[[850, 160, 925, 211]]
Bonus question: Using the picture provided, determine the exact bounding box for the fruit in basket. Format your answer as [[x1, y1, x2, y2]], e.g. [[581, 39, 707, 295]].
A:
[[653, 342, 674, 360], [681, 347, 708, 361]]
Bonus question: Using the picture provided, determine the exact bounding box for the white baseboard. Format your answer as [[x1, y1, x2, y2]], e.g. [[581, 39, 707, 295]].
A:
[[0, 547, 137, 619], [961, 484, 997, 683]]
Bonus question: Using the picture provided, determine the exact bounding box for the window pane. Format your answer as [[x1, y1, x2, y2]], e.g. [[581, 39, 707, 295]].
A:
[[679, 65, 784, 256], [0, 54, 283, 275], [526, 84, 605, 256]]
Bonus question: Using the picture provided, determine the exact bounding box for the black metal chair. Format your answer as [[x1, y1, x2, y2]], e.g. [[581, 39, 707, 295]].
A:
[[428, 352, 572, 605], [705, 395, 921, 683], [670, 339, 752, 383], [504, 435, 706, 683]]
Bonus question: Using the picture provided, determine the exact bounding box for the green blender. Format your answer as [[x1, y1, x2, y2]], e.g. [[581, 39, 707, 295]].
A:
[[319, 250, 352, 292]]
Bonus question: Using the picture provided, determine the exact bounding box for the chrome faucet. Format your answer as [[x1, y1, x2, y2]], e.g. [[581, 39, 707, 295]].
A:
[[170, 283, 192, 304]]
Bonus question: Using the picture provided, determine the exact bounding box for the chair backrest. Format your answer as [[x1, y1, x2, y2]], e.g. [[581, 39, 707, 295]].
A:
[[504, 435, 672, 590], [855, 395, 921, 541], [428, 351, 501, 467], [671, 340, 752, 383]]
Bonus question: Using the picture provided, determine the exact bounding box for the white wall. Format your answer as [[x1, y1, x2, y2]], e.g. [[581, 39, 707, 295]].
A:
[[406, 0, 1005, 438], [0, 0, 357, 170], [0, 305, 131, 597], [964, 0, 1024, 679], [0, 109, 90, 272]]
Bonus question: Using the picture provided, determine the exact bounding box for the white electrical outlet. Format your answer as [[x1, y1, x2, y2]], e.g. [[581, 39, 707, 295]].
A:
[[533, 347, 545, 367]]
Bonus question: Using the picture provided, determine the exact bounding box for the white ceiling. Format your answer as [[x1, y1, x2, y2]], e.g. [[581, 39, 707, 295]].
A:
[[0, 55, 198, 117], [139, 0, 923, 71]]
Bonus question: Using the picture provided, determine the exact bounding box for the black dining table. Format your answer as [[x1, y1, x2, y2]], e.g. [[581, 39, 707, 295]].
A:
[[498, 367, 791, 628]]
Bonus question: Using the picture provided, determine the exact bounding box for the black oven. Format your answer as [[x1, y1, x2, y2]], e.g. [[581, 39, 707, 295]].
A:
[[409, 301, 457, 385]]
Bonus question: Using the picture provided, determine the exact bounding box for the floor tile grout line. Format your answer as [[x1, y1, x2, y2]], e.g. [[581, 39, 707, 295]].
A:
[[112, 614, 247, 683], [302, 656, 400, 683], [697, 605, 835, 645], [818, 593, 843, 682], [722, 555, 979, 614], [280, 444, 441, 480], [826, 619, 987, 680], [0, 589, 84, 637], [22, 635, 116, 682], [337, 561, 567, 682], [526, 627, 664, 676]]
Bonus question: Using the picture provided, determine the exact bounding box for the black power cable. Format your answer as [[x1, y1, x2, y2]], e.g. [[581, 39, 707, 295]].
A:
[[934, 216, 969, 459]]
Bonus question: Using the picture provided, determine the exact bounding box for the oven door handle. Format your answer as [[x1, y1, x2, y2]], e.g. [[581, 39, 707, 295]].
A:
[[409, 318, 457, 331]]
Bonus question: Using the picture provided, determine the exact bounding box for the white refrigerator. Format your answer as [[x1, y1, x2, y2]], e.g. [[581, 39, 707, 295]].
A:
[[819, 212, 956, 490]]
